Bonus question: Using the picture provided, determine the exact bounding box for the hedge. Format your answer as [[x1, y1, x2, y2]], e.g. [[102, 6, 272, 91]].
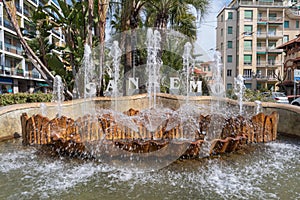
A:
[[0, 93, 52, 106]]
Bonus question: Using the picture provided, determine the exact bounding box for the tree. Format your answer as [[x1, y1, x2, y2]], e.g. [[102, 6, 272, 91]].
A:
[[2, 0, 54, 83]]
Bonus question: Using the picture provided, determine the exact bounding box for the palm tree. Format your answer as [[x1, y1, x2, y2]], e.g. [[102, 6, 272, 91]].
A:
[[144, 0, 209, 39]]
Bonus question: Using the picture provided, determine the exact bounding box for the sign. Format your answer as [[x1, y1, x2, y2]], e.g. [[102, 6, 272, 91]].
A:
[[294, 69, 300, 81]]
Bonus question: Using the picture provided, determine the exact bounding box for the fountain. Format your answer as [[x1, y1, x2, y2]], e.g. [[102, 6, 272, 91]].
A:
[[52, 75, 64, 117], [2, 28, 298, 199], [19, 32, 279, 167]]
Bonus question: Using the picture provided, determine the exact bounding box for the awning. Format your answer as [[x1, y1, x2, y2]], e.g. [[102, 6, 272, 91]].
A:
[[257, 52, 266, 54], [36, 82, 49, 87]]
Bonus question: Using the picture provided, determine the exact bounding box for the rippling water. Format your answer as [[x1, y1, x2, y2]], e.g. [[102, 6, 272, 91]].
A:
[[0, 135, 299, 200]]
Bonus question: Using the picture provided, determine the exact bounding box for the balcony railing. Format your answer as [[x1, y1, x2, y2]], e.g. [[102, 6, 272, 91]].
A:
[[267, 61, 282, 67], [32, 71, 41, 79], [257, 32, 267, 37], [240, 0, 283, 6], [257, 62, 267, 67], [4, 43, 23, 55], [28, 0, 38, 5], [268, 17, 283, 23], [15, 5, 22, 13], [268, 47, 283, 53], [4, 20, 14, 30], [23, 8, 30, 17], [257, 46, 267, 51]]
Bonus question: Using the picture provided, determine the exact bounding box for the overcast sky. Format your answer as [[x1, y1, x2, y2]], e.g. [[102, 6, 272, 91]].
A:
[[196, 0, 231, 61]]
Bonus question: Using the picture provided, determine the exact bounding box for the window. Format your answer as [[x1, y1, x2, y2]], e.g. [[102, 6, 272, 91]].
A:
[[227, 83, 232, 89], [244, 55, 252, 65], [227, 55, 233, 63], [296, 21, 299, 29], [221, 14, 223, 22], [244, 25, 252, 36], [283, 35, 289, 43], [227, 69, 232, 77], [245, 83, 252, 89], [244, 10, 253, 21], [284, 21, 289, 28], [228, 41, 233, 48], [243, 69, 252, 79], [221, 42, 223, 51], [221, 28, 223, 36], [244, 40, 252, 51], [228, 12, 233, 20], [228, 26, 233, 34]]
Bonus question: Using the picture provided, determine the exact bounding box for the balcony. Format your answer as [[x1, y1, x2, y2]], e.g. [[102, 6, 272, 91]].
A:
[[267, 60, 282, 67], [4, 43, 23, 55], [257, 46, 267, 52], [27, 0, 38, 5], [257, 62, 267, 67], [52, 28, 60, 37], [23, 8, 30, 17], [15, 5, 22, 14], [268, 47, 283, 53], [257, 32, 267, 38], [286, 8, 300, 19], [267, 32, 283, 39], [268, 17, 283, 23], [240, 0, 283, 6], [4, 20, 14, 30], [32, 71, 41, 79]]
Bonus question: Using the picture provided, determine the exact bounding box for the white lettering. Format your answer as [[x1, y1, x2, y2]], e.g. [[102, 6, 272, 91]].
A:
[[170, 77, 180, 89], [190, 81, 202, 93], [128, 77, 139, 89]]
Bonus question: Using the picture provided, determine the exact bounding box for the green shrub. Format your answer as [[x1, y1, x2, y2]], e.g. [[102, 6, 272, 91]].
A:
[[0, 93, 52, 106]]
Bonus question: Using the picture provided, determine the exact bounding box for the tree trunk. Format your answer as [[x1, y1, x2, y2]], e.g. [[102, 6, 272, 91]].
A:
[[87, 0, 94, 46], [2, 0, 73, 98], [97, 0, 109, 96]]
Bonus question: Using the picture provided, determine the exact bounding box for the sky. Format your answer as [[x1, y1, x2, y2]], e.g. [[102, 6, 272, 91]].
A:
[[196, 0, 232, 61]]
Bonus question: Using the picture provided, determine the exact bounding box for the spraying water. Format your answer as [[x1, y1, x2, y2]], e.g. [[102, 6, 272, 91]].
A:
[[83, 44, 97, 100], [210, 52, 225, 113], [182, 42, 195, 103], [234, 74, 246, 115], [52, 75, 64, 117], [39, 103, 47, 116], [146, 29, 162, 108], [254, 100, 262, 114]]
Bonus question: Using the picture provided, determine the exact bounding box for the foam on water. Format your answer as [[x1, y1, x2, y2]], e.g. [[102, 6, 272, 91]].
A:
[[0, 137, 299, 199]]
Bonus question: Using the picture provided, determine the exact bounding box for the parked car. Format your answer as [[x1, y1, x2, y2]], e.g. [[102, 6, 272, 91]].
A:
[[291, 97, 300, 106], [271, 92, 289, 104]]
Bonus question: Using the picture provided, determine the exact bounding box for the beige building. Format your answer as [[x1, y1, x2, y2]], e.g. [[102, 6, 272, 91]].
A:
[[0, 0, 63, 94], [216, 0, 300, 91]]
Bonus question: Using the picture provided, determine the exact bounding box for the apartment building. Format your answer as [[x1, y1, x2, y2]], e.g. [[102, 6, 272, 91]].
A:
[[216, 0, 300, 91], [0, 0, 63, 94]]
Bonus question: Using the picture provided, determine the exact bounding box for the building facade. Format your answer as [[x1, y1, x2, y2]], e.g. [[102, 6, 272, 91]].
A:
[[216, 0, 300, 91], [0, 0, 63, 94], [277, 34, 300, 95]]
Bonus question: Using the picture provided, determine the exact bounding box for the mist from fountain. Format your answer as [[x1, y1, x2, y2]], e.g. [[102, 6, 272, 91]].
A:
[[182, 42, 195, 104], [234, 74, 246, 115], [52, 75, 64, 117], [210, 52, 226, 114], [146, 29, 162, 109], [108, 41, 122, 111]]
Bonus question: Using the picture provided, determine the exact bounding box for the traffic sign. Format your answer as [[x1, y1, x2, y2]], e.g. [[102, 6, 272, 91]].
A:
[[294, 69, 300, 81]]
